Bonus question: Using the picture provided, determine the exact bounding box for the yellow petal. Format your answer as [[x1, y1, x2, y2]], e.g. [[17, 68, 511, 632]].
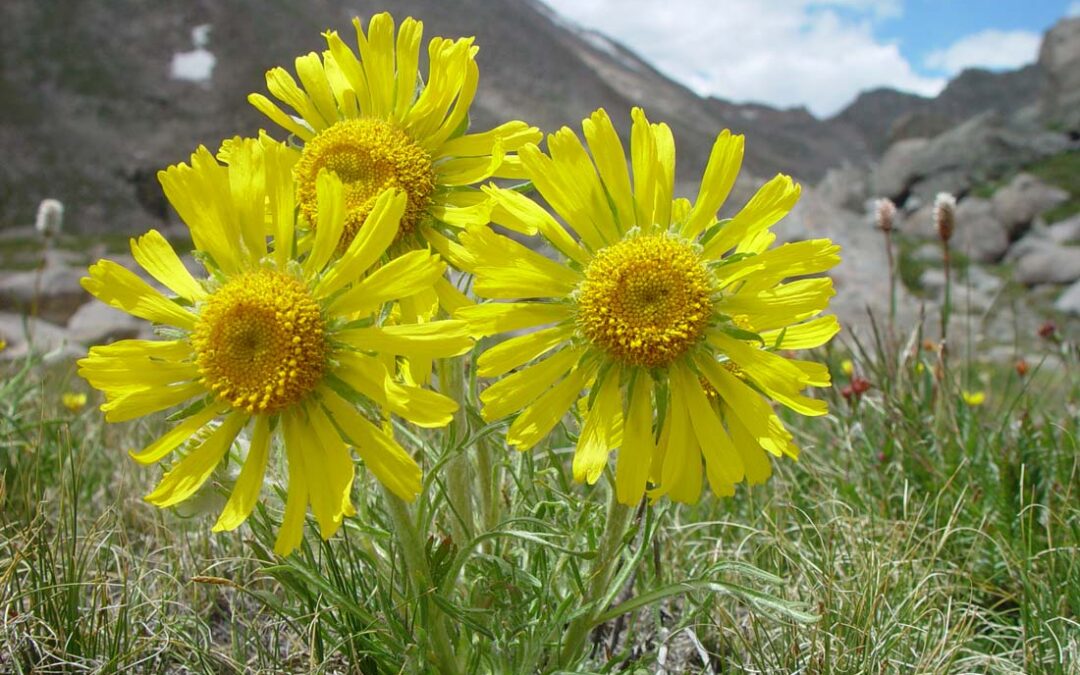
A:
[[321, 390, 421, 501], [157, 147, 244, 275], [615, 373, 654, 505], [393, 18, 423, 117], [480, 347, 584, 422], [435, 121, 540, 160], [546, 125, 621, 243], [735, 239, 842, 293], [484, 185, 591, 265], [476, 324, 573, 378], [324, 27, 371, 114], [248, 93, 315, 141], [582, 109, 635, 233], [683, 130, 744, 238], [316, 188, 406, 298], [707, 332, 828, 416], [455, 302, 572, 338], [129, 404, 223, 466], [294, 52, 338, 129], [84, 339, 190, 361], [761, 315, 840, 350], [338, 321, 473, 359], [295, 405, 355, 539], [355, 13, 396, 119], [275, 413, 310, 556], [144, 413, 248, 507], [573, 369, 623, 485], [655, 400, 702, 504], [725, 406, 773, 485], [304, 170, 347, 278], [507, 360, 597, 452], [100, 381, 205, 423], [519, 143, 608, 252], [265, 66, 323, 131], [82, 261, 197, 329], [213, 415, 272, 531], [328, 249, 446, 316], [130, 230, 205, 301], [703, 174, 801, 259], [671, 363, 744, 488], [722, 278, 835, 332], [224, 139, 269, 261], [696, 355, 791, 457], [80, 359, 199, 393]]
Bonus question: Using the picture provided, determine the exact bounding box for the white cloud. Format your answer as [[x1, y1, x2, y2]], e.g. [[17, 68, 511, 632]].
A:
[[1067, 1, 1080, 17], [924, 29, 1040, 75], [538, 0, 944, 118]]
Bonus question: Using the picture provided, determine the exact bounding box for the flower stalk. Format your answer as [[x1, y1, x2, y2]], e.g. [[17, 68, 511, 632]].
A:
[[381, 485, 462, 675], [555, 492, 634, 669]]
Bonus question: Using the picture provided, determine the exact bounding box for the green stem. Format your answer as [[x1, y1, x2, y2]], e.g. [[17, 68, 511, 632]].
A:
[[941, 242, 952, 363], [556, 493, 634, 668], [381, 487, 461, 675], [437, 358, 474, 543], [475, 434, 501, 536], [884, 228, 897, 345]]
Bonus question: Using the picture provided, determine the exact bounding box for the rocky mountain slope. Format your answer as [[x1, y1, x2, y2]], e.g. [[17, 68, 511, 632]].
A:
[[4, 0, 1073, 237], [1, 3, 1079, 356]]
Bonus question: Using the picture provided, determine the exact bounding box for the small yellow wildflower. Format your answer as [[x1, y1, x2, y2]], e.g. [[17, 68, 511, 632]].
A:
[[962, 390, 986, 406], [79, 137, 472, 555], [62, 392, 87, 412], [458, 108, 841, 505], [841, 359, 854, 376]]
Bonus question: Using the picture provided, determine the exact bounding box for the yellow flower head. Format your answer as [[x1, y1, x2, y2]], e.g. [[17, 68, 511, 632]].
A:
[[458, 108, 841, 506], [841, 359, 854, 377], [962, 390, 986, 406], [62, 392, 87, 412], [77, 137, 472, 555], [249, 12, 540, 250]]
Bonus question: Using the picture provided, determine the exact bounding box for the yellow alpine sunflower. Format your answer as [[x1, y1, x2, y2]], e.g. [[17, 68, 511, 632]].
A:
[[249, 13, 540, 276], [77, 137, 472, 554], [458, 108, 841, 505]]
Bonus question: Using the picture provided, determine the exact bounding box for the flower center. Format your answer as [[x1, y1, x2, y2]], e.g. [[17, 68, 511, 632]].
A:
[[294, 118, 436, 244], [576, 234, 713, 368], [192, 269, 327, 414]]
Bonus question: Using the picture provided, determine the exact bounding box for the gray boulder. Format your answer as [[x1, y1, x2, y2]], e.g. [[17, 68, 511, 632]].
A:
[[66, 301, 148, 345], [1038, 17, 1080, 133], [1046, 214, 1080, 245], [1013, 242, 1080, 285], [992, 173, 1069, 238], [872, 138, 928, 202], [0, 311, 83, 362], [1054, 279, 1080, 315], [955, 197, 1011, 263], [817, 163, 871, 212], [872, 112, 1072, 207], [0, 261, 88, 324]]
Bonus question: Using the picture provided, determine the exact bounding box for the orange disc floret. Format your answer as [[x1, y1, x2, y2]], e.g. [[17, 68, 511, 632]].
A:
[[294, 118, 436, 244], [576, 234, 713, 368], [192, 269, 327, 413]]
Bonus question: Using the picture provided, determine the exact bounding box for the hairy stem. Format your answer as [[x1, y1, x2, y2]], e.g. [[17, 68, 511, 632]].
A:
[[381, 486, 462, 675], [556, 493, 634, 669]]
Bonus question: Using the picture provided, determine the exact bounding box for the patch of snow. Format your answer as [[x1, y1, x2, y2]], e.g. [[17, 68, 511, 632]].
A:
[[171, 24, 216, 83]]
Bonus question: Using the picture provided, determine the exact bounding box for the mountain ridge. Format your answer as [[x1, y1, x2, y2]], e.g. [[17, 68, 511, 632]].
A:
[[0, 0, 1073, 233]]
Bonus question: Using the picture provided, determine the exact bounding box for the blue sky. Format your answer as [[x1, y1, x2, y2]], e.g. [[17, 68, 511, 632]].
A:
[[876, 0, 1072, 77], [541, 0, 1079, 117]]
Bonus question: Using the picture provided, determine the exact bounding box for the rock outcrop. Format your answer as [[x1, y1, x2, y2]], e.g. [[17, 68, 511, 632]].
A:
[[1038, 17, 1080, 133]]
